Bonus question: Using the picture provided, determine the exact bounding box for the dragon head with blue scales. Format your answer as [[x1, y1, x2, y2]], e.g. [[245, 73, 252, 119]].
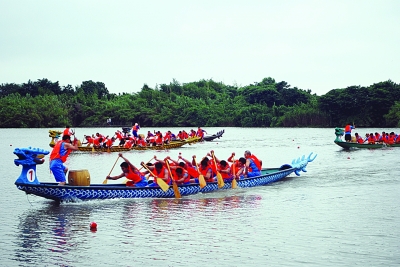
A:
[[14, 147, 49, 185], [279, 152, 317, 176], [334, 127, 344, 142]]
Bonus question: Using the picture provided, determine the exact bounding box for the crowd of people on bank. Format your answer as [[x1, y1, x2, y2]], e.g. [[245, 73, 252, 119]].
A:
[[106, 150, 263, 187]]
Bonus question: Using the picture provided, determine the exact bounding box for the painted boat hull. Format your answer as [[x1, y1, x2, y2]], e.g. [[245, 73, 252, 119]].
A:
[[334, 141, 400, 149], [15, 168, 296, 202]]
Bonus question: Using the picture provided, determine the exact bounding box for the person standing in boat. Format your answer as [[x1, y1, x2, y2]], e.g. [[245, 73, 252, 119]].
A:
[[63, 126, 74, 137], [131, 123, 140, 138], [106, 153, 148, 187], [344, 124, 355, 142], [196, 127, 207, 139], [49, 135, 79, 186]]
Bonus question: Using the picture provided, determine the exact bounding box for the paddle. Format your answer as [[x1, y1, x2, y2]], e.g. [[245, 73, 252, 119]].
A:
[[211, 151, 224, 188], [140, 163, 170, 192], [165, 159, 181, 199], [103, 156, 120, 184], [193, 156, 207, 189], [231, 157, 238, 189]]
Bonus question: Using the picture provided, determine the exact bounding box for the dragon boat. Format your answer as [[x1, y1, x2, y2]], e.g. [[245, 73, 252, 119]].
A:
[[49, 130, 201, 152], [203, 129, 225, 141], [14, 147, 317, 202], [334, 127, 400, 149]]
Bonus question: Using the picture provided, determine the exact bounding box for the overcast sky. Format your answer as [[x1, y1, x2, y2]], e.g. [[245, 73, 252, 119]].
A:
[[1, 0, 399, 96]]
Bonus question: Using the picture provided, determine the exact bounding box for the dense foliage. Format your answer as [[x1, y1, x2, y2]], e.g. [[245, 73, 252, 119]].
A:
[[0, 78, 399, 128]]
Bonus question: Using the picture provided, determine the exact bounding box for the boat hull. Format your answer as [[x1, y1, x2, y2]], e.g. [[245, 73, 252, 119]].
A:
[[203, 130, 224, 141], [334, 141, 400, 149], [15, 168, 296, 202]]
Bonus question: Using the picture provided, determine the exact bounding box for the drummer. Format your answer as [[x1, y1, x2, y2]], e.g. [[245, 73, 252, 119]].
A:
[[49, 135, 79, 185]]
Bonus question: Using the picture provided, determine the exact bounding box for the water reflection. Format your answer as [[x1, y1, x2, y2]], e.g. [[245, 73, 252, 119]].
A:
[[15, 203, 93, 265]]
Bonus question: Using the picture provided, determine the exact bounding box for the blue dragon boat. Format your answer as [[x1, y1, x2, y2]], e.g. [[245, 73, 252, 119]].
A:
[[14, 147, 317, 202]]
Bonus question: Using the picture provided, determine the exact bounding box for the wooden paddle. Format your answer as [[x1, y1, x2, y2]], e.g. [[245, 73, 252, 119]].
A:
[[165, 159, 181, 199], [231, 157, 238, 189], [193, 156, 207, 189], [103, 156, 120, 184], [141, 163, 170, 192], [211, 151, 224, 188]]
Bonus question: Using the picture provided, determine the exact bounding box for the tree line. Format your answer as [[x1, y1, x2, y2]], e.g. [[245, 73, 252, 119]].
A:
[[0, 77, 399, 128]]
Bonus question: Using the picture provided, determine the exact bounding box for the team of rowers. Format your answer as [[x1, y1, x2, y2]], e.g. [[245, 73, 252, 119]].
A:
[[106, 150, 263, 187], [77, 125, 208, 148], [353, 131, 400, 144]]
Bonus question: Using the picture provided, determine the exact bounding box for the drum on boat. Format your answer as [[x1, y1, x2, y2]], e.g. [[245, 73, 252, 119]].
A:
[[68, 169, 91, 186]]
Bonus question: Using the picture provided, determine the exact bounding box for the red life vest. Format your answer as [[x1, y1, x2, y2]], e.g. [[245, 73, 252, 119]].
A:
[[249, 155, 261, 170], [154, 166, 171, 184], [186, 165, 199, 178], [219, 165, 232, 179], [106, 138, 114, 147], [49, 141, 71, 163], [116, 132, 123, 140], [345, 125, 351, 132], [197, 129, 204, 138], [367, 136, 375, 144], [172, 168, 190, 184], [125, 167, 143, 184], [230, 160, 240, 175], [137, 139, 147, 146], [199, 166, 213, 182]]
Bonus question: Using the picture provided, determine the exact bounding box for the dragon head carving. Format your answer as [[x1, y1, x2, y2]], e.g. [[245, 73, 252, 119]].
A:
[[14, 147, 49, 166]]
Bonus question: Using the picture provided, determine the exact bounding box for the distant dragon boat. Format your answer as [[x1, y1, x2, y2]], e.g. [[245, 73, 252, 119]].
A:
[[14, 147, 316, 202], [48, 130, 201, 152], [334, 127, 400, 149], [203, 129, 225, 141]]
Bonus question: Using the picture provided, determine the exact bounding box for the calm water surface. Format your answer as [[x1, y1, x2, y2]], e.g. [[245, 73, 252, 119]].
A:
[[1, 127, 400, 266]]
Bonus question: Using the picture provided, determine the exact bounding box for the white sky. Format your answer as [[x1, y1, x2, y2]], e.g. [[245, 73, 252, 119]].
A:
[[1, 0, 399, 96]]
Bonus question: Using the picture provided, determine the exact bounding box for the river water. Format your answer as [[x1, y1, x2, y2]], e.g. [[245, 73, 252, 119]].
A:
[[1, 127, 399, 266]]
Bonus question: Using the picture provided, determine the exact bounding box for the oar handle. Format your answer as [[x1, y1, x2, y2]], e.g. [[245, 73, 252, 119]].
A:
[[193, 157, 201, 175], [211, 152, 219, 171], [138, 157, 153, 171], [108, 156, 120, 176], [141, 163, 157, 178]]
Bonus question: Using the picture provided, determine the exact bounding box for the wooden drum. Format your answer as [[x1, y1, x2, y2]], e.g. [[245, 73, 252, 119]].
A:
[[68, 169, 91, 186]]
